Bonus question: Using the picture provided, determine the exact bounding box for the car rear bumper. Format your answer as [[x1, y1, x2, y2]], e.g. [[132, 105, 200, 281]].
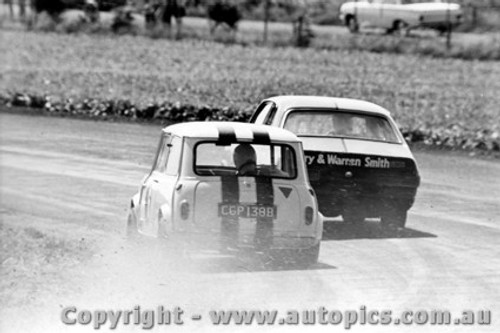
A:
[[166, 231, 320, 251], [315, 184, 418, 217]]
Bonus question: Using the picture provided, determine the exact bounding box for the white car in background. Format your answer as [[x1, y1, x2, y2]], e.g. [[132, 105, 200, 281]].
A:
[[339, 0, 463, 35]]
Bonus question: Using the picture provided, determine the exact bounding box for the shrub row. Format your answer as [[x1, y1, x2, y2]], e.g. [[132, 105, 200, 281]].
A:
[[1, 93, 251, 122], [1, 92, 499, 154]]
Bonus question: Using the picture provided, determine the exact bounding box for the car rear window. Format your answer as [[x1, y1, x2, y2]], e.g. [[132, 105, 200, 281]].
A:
[[195, 142, 297, 179], [283, 110, 400, 143]]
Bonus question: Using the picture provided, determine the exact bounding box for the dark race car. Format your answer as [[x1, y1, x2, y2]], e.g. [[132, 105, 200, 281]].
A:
[[250, 95, 420, 228]]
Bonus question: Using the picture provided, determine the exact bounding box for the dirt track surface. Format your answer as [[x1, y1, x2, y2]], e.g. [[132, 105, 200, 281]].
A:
[[1, 112, 499, 333]]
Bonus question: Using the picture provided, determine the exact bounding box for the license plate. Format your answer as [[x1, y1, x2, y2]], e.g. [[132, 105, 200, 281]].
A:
[[218, 204, 277, 219]]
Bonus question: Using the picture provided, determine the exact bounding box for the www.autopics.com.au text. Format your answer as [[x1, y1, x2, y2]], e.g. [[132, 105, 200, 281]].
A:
[[60, 305, 492, 329]]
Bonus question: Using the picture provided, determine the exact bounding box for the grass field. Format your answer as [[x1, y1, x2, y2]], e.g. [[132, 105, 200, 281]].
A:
[[181, 17, 500, 61], [0, 28, 499, 150]]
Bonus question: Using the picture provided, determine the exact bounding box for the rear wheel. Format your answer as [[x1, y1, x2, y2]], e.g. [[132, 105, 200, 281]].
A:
[[157, 211, 167, 238], [299, 243, 320, 266], [290, 243, 320, 267], [381, 207, 407, 228]]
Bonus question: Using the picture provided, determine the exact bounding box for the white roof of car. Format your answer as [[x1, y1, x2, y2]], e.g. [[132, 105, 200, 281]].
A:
[[266, 96, 391, 116], [163, 121, 300, 142]]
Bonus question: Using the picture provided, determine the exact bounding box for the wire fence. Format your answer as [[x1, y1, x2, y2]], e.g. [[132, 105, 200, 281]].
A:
[[1, 0, 499, 31]]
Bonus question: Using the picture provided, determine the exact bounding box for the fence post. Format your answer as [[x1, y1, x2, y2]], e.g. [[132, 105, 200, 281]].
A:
[[446, 0, 452, 50], [472, 5, 477, 26], [263, 0, 270, 44]]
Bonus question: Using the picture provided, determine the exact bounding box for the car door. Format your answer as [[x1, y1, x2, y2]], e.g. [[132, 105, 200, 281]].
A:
[[249, 101, 277, 125], [371, 0, 387, 27], [144, 135, 183, 237], [137, 134, 169, 235], [357, 0, 383, 27], [380, 0, 398, 29]]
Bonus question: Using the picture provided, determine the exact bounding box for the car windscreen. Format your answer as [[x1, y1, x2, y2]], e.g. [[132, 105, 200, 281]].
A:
[[195, 142, 297, 179], [283, 110, 400, 143]]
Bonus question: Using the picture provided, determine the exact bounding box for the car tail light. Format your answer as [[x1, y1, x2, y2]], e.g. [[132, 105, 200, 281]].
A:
[[305, 206, 313, 225], [180, 201, 190, 220]]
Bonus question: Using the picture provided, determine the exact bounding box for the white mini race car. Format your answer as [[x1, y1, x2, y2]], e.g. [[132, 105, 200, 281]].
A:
[[250, 96, 420, 228], [127, 122, 323, 264]]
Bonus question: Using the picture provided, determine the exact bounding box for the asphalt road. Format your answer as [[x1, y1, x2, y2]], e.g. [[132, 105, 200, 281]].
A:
[[1, 112, 499, 333]]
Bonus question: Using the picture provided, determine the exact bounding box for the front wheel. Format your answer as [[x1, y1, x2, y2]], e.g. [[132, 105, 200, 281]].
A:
[[381, 208, 407, 228], [299, 243, 320, 266]]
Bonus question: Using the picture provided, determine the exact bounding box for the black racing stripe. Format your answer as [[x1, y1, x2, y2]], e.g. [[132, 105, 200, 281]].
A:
[[253, 127, 274, 250], [256, 178, 274, 205], [217, 126, 237, 145], [221, 176, 239, 203], [252, 128, 271, 145], [220, 175, 239, 249], [255, 177, 274, 250]]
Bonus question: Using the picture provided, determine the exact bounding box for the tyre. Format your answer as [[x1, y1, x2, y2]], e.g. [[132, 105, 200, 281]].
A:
[[342, 210, 365, 224], [125, 207, 139, 239], [299, 243, 320, 266], [381, 207, 407, 228], [318, 206, 340, 219], [157, 211, 168, 239], [347, 16, 359, 33]]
